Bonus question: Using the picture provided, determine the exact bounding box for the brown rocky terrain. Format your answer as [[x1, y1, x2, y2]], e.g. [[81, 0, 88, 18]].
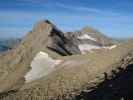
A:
[[0, 20, 132, 100]]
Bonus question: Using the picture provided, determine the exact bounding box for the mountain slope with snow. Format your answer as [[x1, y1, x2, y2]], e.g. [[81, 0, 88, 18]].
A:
[[0, 20, 128, 100]]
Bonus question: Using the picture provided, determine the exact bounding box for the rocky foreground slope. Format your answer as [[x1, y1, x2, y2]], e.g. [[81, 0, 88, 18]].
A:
[[0, 20, 133, 100]]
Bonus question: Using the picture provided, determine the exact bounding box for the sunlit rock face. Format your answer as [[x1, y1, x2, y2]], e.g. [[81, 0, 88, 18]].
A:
[[25, 51, 62, 83]]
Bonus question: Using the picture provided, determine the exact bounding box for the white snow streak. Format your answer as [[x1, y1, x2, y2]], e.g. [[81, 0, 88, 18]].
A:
[[78, 44, 117, 54], [78, 44, 101, 54], [77, 34, 97, 41]]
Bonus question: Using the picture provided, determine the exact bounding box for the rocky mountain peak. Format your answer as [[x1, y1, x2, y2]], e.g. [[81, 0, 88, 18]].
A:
[[32, 20, 55, 34], [78, 26, 115, 46], [81, 26, 100, 34], [21, 20, 117, 56], [0, 19, 133, 100]]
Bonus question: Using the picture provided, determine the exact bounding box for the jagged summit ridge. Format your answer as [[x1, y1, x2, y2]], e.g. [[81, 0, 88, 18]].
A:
[[21, 20, 116, 56], [0, 19, 133, 100], [0, 19, 118, 95], [32, 20, 57, 33]]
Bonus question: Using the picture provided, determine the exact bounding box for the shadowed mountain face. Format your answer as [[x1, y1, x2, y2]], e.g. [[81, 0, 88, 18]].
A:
[[0, 20, 132, 100], [47, 24, 116, 55]]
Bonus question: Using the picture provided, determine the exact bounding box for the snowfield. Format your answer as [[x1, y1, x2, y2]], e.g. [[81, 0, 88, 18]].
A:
[[77, 34, 97, 41], [105, 45, 117, 50], [25, 51, 62, 83], [78, 44, 117, 54], [78, 44, 101, 54]]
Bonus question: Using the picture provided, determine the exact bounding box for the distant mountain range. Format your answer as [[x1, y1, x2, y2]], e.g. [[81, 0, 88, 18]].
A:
[[0, 38, 21, 53]]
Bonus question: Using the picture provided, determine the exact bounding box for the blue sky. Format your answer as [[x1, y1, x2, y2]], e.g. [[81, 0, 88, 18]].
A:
[[0, 0, 133, 38]]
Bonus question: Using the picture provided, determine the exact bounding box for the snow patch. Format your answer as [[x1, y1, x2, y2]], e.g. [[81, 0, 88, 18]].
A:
[[77, 34, 97, 41], [79, 44, 117, 54], [78, 44, 101, 54], [108, 45, 117, 49], [103, 45, 117, 50], [25, 51, 62, 83]]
